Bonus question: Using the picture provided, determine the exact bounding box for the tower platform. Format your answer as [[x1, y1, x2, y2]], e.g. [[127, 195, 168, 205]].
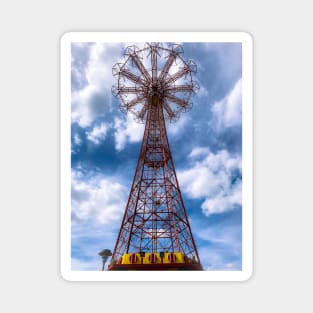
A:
[[108, 252, 203, 271], [108, 263, 203, 271]]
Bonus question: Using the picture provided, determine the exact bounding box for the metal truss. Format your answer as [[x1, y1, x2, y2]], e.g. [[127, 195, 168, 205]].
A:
[[109, 43, 202, 270]]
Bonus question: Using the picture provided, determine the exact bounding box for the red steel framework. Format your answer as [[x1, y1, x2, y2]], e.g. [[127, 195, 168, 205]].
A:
[[108, 43, 202, 270]]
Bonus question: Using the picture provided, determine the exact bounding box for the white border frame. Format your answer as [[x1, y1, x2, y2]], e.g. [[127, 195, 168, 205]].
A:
[[60, 32, 253, 281]]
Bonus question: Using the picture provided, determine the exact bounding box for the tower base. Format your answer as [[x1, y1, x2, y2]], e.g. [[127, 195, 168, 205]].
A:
[[108, 263, 203, 271], [108, 252, 203, 271]]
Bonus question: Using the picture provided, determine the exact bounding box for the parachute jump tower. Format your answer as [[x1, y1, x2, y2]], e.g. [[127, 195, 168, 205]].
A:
[[108, 43, 202, 270]]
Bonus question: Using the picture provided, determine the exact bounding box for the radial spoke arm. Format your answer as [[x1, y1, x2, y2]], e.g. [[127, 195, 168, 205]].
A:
[[137, 103, 148, 119], [165, 66, 190, 84], [151, 48, 158, 83], [118, 86, 145, 94], [162, 100, 176, 119], [165, 84, 194, 93], [120, 69, 145, 85], [159, 51, 177, 82], [126, 95, 146, 109], [165, 94, 188, 108], [130, 53, 151, 82]]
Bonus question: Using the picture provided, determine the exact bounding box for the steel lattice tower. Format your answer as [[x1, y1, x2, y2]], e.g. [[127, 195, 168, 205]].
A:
[[108, 43, 202, 270]]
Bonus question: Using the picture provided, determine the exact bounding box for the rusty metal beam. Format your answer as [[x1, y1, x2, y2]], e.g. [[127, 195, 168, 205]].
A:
[[166, 66, 190, 84], [137, 103, 148, 120], [165, 84, 194, 93], [159, 51, 177, 82], [162, 100, 175, 119], [165, 94, 188, 108], [129, 53, 151, 82], [118, 86, 144, 94], [151, 47, 158, 84], [126, 95, 146, 109], [120, 69, 144, 85]]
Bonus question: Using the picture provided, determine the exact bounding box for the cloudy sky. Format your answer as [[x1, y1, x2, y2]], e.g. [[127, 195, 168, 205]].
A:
[[71, 41, 242, 271]]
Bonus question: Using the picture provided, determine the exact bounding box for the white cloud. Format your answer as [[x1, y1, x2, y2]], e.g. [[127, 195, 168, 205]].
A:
[[71, 210, 119, 270], [167, 114, 189, 136], [202, 43, 242, 84], [177, 148, 241, 215], [71, 43, 122, 128], [71, 258, 103, 271], [114, 115, 144, 151], [72, 133, 82, 155], [72, 85, 100, 127], [195, 223, 242, 270], [179, 165, 221, 199], [188, 146, 210, 159], [198, 247, 241, 271], [212, 78, 242, 128], [73, 133, 82, 146], [196, 82, 209, 98], [86, 122, 110, 145], [201, 180, 241, 215], [71, 170, 127, 224]]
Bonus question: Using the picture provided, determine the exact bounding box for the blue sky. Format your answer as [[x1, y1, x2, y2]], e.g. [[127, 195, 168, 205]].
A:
[[71, 42, 242, 271]]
